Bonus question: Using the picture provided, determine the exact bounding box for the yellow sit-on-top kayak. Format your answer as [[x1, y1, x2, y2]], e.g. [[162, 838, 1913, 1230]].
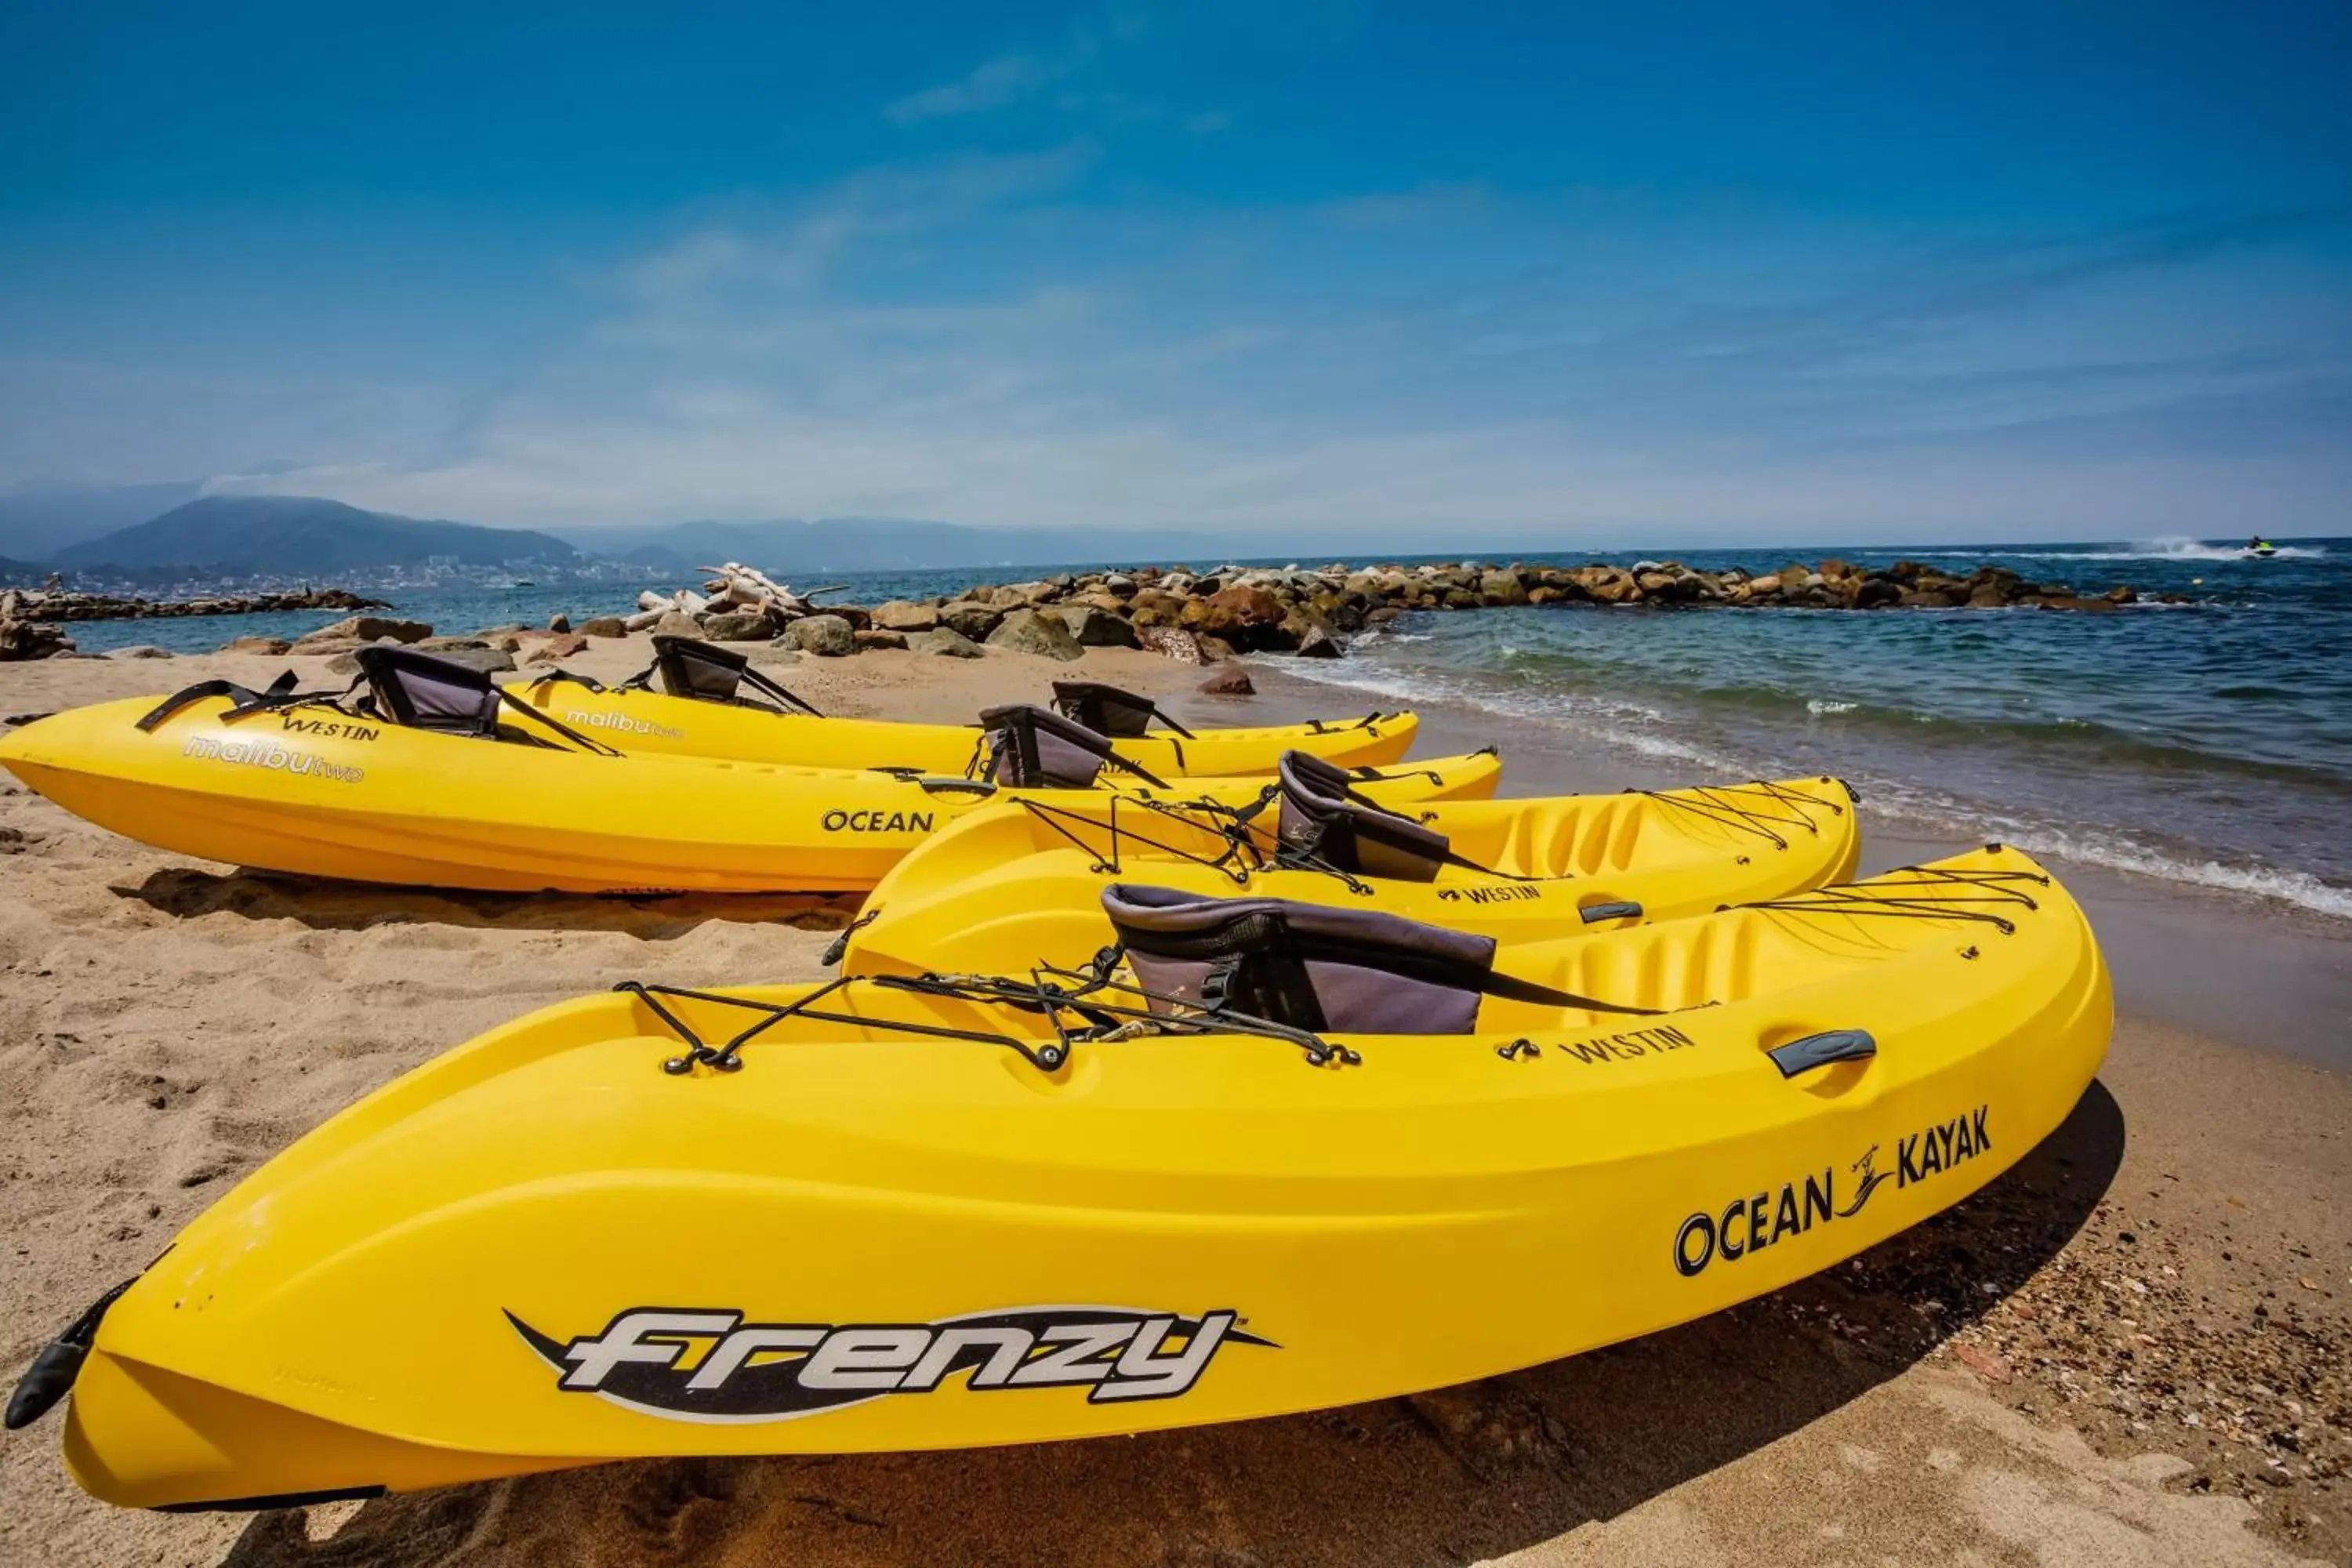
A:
[[836, 750, 1859, 975], [0, 652, 1496, 896], [512, 635, 1418, 774], [9, 848, 2108, 1510]]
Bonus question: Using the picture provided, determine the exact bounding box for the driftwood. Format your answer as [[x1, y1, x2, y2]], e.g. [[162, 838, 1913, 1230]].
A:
[[697, 563, 813, 620]]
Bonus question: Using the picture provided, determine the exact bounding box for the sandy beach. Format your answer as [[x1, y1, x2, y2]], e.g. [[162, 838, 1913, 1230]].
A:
[[2, 638, 2346, 1566]]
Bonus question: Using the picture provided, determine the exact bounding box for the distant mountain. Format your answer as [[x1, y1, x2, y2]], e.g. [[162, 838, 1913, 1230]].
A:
[[587, 517, 1223, 575], [53, 495, 580, 575], [0, 478, 209, 559], [0, 555, 53, 587]]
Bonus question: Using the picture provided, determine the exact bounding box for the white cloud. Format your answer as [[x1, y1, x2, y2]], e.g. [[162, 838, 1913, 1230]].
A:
[[885, 55, 1057, 125]]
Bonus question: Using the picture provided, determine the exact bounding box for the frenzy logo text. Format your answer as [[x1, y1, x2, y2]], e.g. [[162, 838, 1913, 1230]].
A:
[[509, 1306, 1269, 1423]]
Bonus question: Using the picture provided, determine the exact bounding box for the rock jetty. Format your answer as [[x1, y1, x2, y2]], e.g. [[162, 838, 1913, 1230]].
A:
[[7, 586, 387, 625], [604, 557, 2179, 662]]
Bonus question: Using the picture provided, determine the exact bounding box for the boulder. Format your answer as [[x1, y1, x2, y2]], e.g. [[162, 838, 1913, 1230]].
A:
[[1102, 574, 1138, 598], [294, 615, 430, 648], [1137, 626, 1206, 665], [1052, 604, 1142, 648], [1577, 567, 1641, 604], [782, 614, 856, 657], [938, 601, 1004, 641], [1186, 585, 1287, 647], [1293, 624, 1344, 659], [2105, 585, 2137, 604], [524, 634, 591, 664], [1199, 666, 1256, 695], [655, 612, 703, 639], [871, 600, 940, 633], [1852, 578, 1904, 610], [1817, 558, 1855, 582], [547, 612, 572, 633], [416, 636, 492, 652], [985, 608, 1083, 662], [908, 627, 983, 659], [700, 610, 775, 642], [852, 629, 909, 652], [1898, 589, 1960, 609], [222, 636, 293, 655], [107, 644, 174, 659], [579, 616, 630, 638], [1478, 568, 1528, 606]]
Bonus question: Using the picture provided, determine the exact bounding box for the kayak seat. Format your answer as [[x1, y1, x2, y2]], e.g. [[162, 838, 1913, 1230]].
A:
[[641, 635, 824, 717], [1051, 681, 1193, 739], [652, 634, 753, 702], [981, 705, 1169, 790], [354, 646, 501, 739], [1276, 750, 1450, 882], [1103, 882, 1497, 1033]]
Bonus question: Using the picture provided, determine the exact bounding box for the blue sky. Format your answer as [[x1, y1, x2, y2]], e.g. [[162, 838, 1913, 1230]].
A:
[[2, 0, 2347, 543]]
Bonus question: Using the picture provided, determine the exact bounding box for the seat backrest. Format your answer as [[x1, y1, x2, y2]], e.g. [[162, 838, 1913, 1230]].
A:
[[1051, 681, 1158, 738], [652, 634, 750, 702], [1102, 883, 1497, 1033], [354, 645, 502, 737], [980, 703, 1130, 789], [1274, 750, 1450, 882]]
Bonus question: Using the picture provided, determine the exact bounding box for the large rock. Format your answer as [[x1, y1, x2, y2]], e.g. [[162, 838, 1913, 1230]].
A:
[[107, 644, 174, 659], [871, 600, 939, 633], [985, 608, 1083, 661], [938, 601, 1004, 641], [1853, 578, 1904, 610], [655, 612, 702, 639], [579, 615, 630, 638], [222, 636, 292, 655], [524, 634, 591, 664], [1478, 568, 1528, 606], [1577, 567, 1641, 604], [1137, 626, 1206, 665], [1293, 624, 1344, 659], [547, 612, 572, 633], [294, 615, 430, 648], [1198, 665, 1255, 695], [852, 629, 909, 652], [907, 627, 983, 659], [700, 610, 774, 642], [782, 614, 855, 657], [1052, 604, 1141, 648]]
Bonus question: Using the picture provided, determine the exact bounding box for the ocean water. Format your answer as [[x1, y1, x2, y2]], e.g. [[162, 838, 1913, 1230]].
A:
[[49, 536, 2352, 919], [1283, 539, 2352, 921]]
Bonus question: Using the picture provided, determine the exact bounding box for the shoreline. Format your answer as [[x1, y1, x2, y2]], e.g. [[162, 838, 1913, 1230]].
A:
[[0, 640, 2345, 1565]]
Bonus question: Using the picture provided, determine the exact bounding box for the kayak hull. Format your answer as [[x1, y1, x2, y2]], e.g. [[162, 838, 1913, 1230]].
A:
[[0, 698, 1496, 895], [840, 777, 1861, 974], [52, 849, 2109, 1508], [516, 677, 1419, 775]]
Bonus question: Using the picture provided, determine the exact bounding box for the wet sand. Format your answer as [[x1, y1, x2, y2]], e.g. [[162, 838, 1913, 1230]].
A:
[[0, 640, 2345, 1566]]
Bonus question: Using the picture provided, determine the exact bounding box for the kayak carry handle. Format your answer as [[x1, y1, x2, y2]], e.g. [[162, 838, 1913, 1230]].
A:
[[916, 777, 997, 797], [1766, 1029, 1877, 1079], [1579, 900, 1643, 924]]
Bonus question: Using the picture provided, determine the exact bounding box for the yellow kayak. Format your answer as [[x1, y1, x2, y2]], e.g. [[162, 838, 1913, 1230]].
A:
[[514, 637, 1418, 775], [0, 655, 1496, 896], [15, 848, 2108, 1509], [837, 752, 1860, 975]]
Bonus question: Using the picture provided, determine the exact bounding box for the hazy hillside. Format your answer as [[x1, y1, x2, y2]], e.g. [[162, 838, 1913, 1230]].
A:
[[0, 478, 208, 559], [591, 517, 1240, 575], [54, 495, 580, 575]]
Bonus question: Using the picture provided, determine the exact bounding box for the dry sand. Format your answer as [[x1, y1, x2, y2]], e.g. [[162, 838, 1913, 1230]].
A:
[[2, 637, 2346, 1566]]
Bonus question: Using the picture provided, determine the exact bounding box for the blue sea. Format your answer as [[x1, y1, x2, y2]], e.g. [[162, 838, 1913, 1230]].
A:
[[54, 535, 2352, 920]]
